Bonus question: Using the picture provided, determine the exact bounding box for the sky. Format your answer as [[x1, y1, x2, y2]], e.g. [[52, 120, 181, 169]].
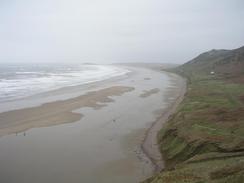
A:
[[0, 0, 244, 64]]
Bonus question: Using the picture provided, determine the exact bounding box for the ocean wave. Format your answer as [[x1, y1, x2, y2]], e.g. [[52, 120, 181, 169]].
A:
[[0, 64, 129, 102]]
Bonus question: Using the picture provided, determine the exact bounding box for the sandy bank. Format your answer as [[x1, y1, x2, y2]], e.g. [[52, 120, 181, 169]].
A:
[[141, 73, 186, 172], [140, 88, 160, 98], [0, 86, 134, 137]]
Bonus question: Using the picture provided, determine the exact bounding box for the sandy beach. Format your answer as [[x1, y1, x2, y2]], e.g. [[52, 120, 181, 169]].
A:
[[0, 65, 185, 183], [0, 86, 134, 137], [142, 74, 186, 171]]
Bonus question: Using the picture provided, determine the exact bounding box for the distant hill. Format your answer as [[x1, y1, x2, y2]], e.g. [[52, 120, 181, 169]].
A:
[[177, 46, 244, 80]]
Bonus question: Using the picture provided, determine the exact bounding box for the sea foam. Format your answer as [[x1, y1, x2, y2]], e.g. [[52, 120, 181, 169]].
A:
[[0, 64, 129, 102]]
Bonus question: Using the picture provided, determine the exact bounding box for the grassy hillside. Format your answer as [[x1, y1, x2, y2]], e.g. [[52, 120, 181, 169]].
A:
[[143, 46, 244, 183], [177, 46, 244, 83]]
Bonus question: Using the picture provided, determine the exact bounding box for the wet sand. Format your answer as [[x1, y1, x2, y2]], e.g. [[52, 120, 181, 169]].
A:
[[140, 88, 160, 98], [142, 74, 186, 171], [0, 86, 134, 137], [0, 65, 184, 183]]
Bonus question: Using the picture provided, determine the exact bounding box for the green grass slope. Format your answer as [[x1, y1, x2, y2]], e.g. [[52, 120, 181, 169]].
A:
[[177, 46, 244, 83], [143, 46, 244, 183]]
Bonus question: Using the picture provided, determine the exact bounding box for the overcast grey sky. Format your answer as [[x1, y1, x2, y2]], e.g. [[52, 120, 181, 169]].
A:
[[0, 0, 244, 64]]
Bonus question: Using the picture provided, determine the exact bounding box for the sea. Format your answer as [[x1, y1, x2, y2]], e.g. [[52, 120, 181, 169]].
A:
[[0, 63, 129, 102]]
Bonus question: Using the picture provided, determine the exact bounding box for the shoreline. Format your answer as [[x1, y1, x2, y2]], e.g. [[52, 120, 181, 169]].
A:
[[0, 86, 134, 137], [141, 72, 186, 172], [0, 65, 133, 113], [0, 64, 131, 104], [0, 65, 186, 183]]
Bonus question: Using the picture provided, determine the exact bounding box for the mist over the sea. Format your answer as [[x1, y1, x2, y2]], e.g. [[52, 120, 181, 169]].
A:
[[0, 0, 243, 64]]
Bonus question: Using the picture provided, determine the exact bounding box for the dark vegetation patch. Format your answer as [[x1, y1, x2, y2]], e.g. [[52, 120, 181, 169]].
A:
[[239, 95, 244, 103], [210, 163, 244, 180]]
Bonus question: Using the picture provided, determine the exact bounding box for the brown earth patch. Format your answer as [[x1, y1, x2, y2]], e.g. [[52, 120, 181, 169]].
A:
[[195, 108, 244, 123], [239, 95, 244, 103]]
